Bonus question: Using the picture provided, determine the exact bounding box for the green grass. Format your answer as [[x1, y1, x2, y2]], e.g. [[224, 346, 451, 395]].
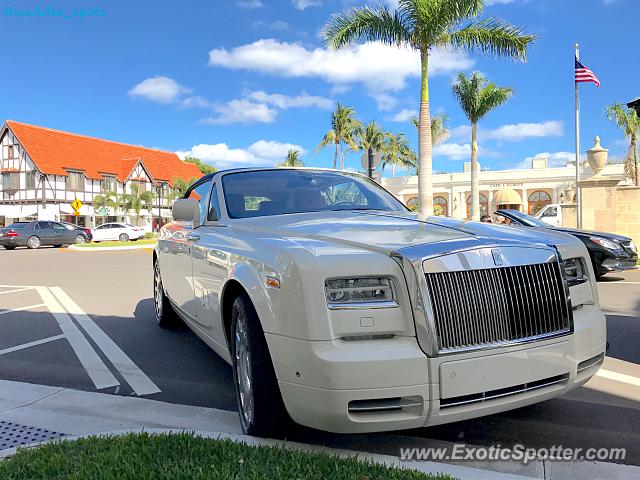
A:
[[0, 433, 454, 480], [77, 239, 157, 248]]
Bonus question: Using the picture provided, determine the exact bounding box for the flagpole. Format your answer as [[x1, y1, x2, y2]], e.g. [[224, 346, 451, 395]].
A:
[[574, 43, 582, 229]]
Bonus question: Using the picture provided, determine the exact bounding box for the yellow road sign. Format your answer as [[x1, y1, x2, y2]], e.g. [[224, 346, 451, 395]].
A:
[[73, 211, 81, 217], [71, 199, 83, 212]]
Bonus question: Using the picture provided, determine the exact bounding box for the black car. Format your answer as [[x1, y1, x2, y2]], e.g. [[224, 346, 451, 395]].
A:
[[59, 221, 93, 242], [495, 209, 638, 278], [0, 221, 89, 250]]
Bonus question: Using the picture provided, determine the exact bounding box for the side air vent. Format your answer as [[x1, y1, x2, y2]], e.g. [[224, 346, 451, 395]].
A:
[[577, 353, 605, 373], [348, 396, 422, 413]]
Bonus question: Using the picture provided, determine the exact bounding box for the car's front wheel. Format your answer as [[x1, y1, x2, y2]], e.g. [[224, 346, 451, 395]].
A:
[[26, 236, 40, 249], [154, 259, 178, 328], [231, 293, 290, 437], [119, 233, 130, 242], [75, 235, 86, 244]]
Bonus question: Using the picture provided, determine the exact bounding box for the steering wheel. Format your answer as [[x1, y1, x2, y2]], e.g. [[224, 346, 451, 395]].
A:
[[331, 201, 357, 208]]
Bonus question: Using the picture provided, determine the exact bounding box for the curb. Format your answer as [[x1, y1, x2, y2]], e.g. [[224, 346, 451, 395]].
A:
[[68, 243, 156, 251]]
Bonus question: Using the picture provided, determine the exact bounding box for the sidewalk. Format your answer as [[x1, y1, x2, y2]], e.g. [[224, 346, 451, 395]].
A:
[[1, 379, 638, 480]]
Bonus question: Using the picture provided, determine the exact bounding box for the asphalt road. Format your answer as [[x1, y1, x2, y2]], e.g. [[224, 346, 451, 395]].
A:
[[1, 246, 639, 465]]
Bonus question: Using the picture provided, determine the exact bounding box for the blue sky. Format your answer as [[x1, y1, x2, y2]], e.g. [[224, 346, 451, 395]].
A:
[[0, 0, 637, 175]]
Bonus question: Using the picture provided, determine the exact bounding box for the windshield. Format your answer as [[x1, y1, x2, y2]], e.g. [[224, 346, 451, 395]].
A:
[[499, 210, 550, 227], [221, 169, 408, 219], [6, 222, 28, 229]]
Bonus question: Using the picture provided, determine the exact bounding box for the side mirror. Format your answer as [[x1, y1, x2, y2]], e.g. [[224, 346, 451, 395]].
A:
[[172, 199, 199, 224]]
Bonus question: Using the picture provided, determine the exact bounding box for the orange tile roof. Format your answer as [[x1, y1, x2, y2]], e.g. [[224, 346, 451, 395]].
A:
[[5, 120, 202, 187]]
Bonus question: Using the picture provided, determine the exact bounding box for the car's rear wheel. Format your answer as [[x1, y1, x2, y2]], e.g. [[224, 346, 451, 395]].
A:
[[231, 293, 290, 437], [3, 246, 16, 250], [154, 259, 178, 328], [75, 235, 86, 244], [119, 233, 129, 242], [26, 236, 40, 249], [53, 244, 63, 248]]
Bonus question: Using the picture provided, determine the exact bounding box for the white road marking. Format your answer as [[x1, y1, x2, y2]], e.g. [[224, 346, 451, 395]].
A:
[[596, 369, 640, 388], [0, 304, 46, 315], [36, 287, 119, 390], [0, 287, 34, 295], [0, 335, 66, 355], [50, 287, 161, 396], [599, 281, 640, 285]]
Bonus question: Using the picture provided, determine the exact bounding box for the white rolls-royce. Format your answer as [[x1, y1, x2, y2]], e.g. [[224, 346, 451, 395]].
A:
[[154, 168, 606, 437]]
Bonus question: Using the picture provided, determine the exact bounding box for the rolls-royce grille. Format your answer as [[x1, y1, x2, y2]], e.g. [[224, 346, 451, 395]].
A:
[[424, 262, 571, 352]]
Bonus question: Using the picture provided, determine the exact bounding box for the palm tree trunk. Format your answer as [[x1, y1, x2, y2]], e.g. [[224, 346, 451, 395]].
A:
[[633, 134, 639, 186], [333, 142, 339, 170], [418, 50, 433, 217], [340, 143, 345, 170], [470, 122, 480, 221]]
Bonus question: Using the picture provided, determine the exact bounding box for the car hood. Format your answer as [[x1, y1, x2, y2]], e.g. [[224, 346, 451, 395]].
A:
[[231, 211, 580, 255], [549, 226, 632, 242]]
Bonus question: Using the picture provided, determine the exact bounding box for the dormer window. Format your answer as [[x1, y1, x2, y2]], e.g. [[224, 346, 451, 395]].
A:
[[102, 176, 116, 192], [7, 145, 15, 159], [66, 171, 85, 191]]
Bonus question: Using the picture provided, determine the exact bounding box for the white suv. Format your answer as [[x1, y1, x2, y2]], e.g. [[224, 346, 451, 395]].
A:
[[92, 223, 145, 242]]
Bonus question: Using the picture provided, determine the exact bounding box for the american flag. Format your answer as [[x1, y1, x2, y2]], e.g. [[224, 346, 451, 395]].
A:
[[575, 58, 600, 87]]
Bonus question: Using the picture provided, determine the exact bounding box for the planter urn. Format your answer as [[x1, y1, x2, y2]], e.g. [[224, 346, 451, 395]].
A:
[[586, 136, 609, 178]]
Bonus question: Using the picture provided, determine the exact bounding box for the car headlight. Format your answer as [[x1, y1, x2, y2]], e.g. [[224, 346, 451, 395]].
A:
[[590, 237, 623, 252], [560, 258, 588, 286], [325, 277, 397, 309], [627, 240, 637, 253]]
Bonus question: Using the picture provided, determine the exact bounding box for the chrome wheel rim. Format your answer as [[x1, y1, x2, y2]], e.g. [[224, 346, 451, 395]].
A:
[[28, 237, 40, 249], [154, 262, 163, 322], [75, 235, 85, 244], [235, 311, 254, 426]]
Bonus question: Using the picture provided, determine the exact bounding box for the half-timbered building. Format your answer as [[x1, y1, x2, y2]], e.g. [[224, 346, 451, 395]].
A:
[[0, 121, 202, 229]]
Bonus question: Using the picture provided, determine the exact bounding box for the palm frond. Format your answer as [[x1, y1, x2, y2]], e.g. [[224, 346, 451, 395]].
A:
[[476, 83, 513, 119], [446, 18, 536, 61], [452, 71, 511, 122], [410, 111, 449, 146], [324, 6, 411, 49], [606, 103, 640, 137], [316, 130, 337, 153]]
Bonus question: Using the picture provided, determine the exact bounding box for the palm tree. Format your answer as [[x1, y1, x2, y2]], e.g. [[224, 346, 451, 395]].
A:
[[121, 183, 155, 227], [170, 177, 199, 200], [93, 190, 119, 216], [324, 0, 535, 215], [277, 149, 305, 167], [451, 71, 512, 221], [606, 103, 639, 186], [382, 132, 417, 177], [411, 112, 450, 147], [316, 103, 362, 169]]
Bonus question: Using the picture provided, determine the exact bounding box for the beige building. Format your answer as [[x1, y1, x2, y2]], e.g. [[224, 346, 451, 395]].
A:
[[381, 157, 628, 219]]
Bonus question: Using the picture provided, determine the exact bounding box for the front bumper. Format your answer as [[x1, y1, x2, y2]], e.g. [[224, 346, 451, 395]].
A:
[[600, 257, 638, 272], [267, 303, 606, 434]]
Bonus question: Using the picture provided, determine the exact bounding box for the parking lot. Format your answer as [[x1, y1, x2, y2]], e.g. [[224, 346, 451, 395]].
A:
[[1, 246, 639, 465]]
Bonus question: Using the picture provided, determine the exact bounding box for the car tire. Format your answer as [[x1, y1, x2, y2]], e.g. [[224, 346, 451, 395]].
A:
[[53, 244, 62, 248], [3, 246, 16, 250], [154, 258, 178, 328], [119, 234, 129, 242], [75, 235, 86, 244], [231, 293, 290, 438], [26, 236, 41, 249]]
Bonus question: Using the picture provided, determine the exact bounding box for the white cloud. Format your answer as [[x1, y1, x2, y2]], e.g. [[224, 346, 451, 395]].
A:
[[199, 99, 278, 125], [128, 76, 191, 104], [485, 0, 516, 5], [177, 140, 306, 169], [247, 90, 333, 109], [387, 108, 417, 122], [372, 93, 397, 111], [208, 39, 473, 95], [448, 121, 564, 142], [434, 143, 500, 161], [330, 85, 351, 96], [236, 0, 263, 8], [180, 96, 216, 109], [292, 0, 321, 10], [517, 152, 575, 169]]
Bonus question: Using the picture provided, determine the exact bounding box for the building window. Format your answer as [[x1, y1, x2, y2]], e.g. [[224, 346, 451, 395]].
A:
[[102, 176, 116, 192], [434, 196, 448, 216], [138, 181, 148, 193], [66, 171, 85, 191], [528, 190, 552, 215], [406, 197, 419, 211], [7, 145, 15, 159], [25, 171, 36, 189], [2, 172, 19, 191], [466, 193, 489, 219]]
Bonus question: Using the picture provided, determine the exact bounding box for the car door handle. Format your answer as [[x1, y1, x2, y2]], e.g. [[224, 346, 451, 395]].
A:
[[185, 233, 200, 242]]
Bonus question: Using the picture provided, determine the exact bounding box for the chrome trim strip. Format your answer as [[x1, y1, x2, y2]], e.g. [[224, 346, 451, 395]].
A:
[[327, 300, 399, 310], [438, 330, 571, 355]]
